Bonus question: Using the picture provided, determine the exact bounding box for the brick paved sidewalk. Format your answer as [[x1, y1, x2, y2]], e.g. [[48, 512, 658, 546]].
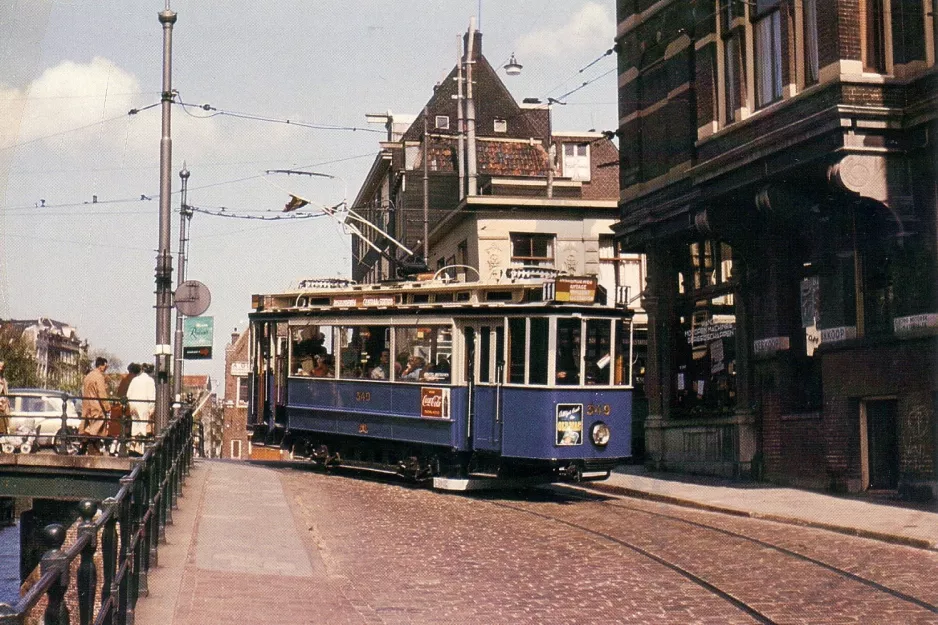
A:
[[602, 465, 938, 550], [134, 460, 365, 625]]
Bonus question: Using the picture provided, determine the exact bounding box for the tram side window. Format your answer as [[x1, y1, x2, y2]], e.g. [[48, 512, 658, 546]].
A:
[[479, 327, 491, 383], [508, 318, 526, 384], [291, 325, 334, 377], [394, 326, 453, 383], [556, 319, 581, 385], [529, 318, 549, 385], [339, 325, 391, 379], [584, 320, 612, 385]]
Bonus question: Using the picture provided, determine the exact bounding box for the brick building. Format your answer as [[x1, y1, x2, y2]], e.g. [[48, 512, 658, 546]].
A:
[[222, 329, 250, 460], [615, 0, 937, 496], [351, 28, 645, 318]]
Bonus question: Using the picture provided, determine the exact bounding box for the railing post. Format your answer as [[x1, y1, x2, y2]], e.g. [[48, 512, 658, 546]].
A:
[[57, 399, 69, 455], [137, 466, 150, 598], [39, 524, 70, 625], [119, 401, 130, 458], [117, 478, 133, 625], [100, 498, 118, 625], [76, 501, 98, 625], [158, 441, 169, 540], [146, 452, 159, 566]]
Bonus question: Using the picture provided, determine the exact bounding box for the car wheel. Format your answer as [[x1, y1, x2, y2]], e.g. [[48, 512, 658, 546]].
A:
[[1, 439, 15, 454]]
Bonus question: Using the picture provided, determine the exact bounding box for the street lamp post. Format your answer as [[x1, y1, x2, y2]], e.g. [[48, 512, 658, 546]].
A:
[[173, 166, 191, 402], [155, 4, 177, 433]]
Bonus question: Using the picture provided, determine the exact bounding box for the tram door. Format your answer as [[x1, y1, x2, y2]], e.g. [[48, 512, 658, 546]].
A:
[[464, 323, 504, 451], [255, 321, 289, 444]]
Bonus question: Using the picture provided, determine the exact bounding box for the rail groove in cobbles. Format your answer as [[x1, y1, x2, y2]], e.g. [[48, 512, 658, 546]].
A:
[[485, 486, 938, 623]]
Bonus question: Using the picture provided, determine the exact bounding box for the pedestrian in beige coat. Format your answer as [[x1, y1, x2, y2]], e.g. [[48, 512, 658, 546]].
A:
[[80, 357, 112, 441]]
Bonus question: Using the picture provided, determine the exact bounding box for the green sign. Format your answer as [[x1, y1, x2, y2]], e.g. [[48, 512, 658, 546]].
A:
[[183, 316, 214, 360]]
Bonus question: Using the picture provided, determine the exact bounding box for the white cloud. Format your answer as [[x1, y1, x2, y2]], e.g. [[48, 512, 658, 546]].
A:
[[514, 2, 614, 60], [15, 57, 143, 148]]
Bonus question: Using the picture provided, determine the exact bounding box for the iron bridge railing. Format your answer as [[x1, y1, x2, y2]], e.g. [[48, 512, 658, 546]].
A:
[[0, 407, 200, 625]]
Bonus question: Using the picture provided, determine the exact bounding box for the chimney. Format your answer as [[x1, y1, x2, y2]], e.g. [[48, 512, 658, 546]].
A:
[[462, 29, 482, 61]]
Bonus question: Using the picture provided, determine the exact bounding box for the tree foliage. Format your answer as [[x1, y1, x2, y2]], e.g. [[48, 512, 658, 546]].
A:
[[0, 325, 41, 388]]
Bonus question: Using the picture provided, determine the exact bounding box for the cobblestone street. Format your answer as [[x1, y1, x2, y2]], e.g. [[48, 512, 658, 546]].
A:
[[280, 467, 938, 624], [135, 461, 938, 624]]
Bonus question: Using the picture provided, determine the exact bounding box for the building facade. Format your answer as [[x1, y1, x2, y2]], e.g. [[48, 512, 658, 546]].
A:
[[615, 0, 938, 496], [351, 28, 645, 317], [0, 318, 87, 390], [222, 329, 250, 460]]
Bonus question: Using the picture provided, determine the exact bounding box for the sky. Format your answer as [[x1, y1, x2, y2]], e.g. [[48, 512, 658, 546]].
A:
[[0, 0, 619, 393]]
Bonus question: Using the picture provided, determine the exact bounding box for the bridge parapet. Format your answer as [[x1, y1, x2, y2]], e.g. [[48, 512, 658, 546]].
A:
[[0, 407, 199, 625]]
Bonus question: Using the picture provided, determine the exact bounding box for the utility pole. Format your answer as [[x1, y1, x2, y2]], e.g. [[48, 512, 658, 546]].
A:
[[465, 17, 478, 196], [173, 165, 191, 402], [456, 35, 465, 200], [155, 3, 177, 433]]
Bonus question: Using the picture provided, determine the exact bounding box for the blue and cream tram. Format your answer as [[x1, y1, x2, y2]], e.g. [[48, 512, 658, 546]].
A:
[[247, 270, 634, 485]]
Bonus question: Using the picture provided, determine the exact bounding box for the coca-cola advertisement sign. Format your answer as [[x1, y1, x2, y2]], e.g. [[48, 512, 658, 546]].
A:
[[420, 387, 450, 418]]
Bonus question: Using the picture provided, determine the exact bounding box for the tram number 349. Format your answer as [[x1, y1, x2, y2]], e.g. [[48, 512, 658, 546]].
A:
[[585, 404, 611, 416], [355, 391, 371, 402]]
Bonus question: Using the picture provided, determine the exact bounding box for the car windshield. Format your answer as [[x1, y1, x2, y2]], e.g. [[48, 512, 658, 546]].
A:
[[10, 393, 76, 417]]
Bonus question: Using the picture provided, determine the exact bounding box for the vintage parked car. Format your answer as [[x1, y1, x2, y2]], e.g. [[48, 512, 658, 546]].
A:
[[0, 389, 82, 454]]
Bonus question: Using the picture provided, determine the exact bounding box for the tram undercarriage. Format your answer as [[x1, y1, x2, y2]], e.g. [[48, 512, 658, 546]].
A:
[[251, 426, 611, 487]]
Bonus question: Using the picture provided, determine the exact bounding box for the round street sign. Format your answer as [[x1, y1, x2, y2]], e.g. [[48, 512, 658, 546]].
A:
[[174, 280, 211, 316]]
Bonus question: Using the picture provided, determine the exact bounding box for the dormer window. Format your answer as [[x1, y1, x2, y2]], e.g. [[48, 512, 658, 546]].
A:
[[435, 115, 450, 130], [493, 118, 507, 133], [562, 143, 590, 181]]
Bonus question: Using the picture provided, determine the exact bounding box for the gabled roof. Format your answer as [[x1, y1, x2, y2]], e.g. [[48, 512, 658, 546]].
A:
[[401, 33, 543, 144]]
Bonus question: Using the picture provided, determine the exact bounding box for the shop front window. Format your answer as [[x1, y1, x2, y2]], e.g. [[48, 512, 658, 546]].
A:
[[674, 301, 737, 416], [673, 239, 737, 417]]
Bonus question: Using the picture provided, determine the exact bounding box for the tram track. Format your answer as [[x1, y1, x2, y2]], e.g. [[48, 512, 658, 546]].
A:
[[487, 498, 778, 624], [483, 488, 938, 624]]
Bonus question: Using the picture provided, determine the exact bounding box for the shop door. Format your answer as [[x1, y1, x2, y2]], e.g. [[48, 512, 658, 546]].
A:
[[866, 399, 899, 490]]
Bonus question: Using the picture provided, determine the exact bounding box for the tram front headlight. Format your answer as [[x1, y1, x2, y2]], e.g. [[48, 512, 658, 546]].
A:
[[590, 421, 611, 447]]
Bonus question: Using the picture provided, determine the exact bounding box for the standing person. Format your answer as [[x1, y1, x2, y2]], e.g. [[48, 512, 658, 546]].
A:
[[80, 357, 111, 455], [109, 363, 141, 447], [0, 361, 9, 436], [127, 363, 156, 453]]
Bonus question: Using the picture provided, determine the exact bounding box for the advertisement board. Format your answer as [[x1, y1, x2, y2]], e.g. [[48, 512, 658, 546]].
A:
[[183, 316, 214, 360]]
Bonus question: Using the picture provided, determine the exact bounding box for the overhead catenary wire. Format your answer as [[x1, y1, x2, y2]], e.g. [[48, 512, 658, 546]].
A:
[[0, 99, 161, 154], [0, 153, 375, 215], [176, 99, 384, 134]]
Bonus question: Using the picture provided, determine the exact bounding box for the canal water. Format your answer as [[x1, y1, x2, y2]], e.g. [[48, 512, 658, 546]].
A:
[[0, 523, 20, 605]]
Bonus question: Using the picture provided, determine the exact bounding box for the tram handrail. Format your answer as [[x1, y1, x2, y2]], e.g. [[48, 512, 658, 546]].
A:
[[0, 405, 197, 625], [432, 265, 480, 283]]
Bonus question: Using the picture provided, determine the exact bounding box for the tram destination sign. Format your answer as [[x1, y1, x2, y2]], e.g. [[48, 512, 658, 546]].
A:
[[554, 277, 597, 304], [332, 295, 396, 308]]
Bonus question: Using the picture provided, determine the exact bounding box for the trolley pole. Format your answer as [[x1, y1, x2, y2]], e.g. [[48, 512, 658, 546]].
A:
[[173, 166, 191, 402], [155, 4, 177, 434]]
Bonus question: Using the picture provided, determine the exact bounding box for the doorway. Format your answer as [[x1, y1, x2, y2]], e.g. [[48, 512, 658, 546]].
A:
[[861, 399, 899, 490]]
